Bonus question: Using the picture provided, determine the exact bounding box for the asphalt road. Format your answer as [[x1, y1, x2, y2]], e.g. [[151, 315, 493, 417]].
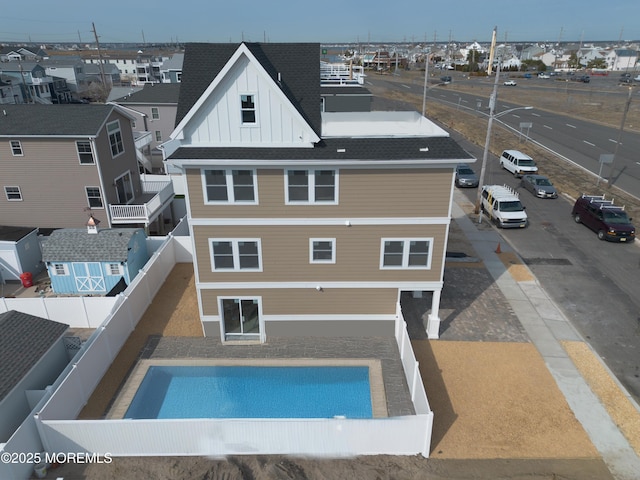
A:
[[367, 77, 640, 405], [368, 74, 640, 198]]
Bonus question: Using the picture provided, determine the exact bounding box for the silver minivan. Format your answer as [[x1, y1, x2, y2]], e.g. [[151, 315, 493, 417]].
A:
[[499, 150, 538, 177]]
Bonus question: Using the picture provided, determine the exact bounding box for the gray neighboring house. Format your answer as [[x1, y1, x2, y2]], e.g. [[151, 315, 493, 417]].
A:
[[0, 310, 69, 443], [111, 83, 180, 173], [0, 62, 53, 104], [160, 52, 184, 83], [0, 104, 174, 232], [42, 55, 88, 95]]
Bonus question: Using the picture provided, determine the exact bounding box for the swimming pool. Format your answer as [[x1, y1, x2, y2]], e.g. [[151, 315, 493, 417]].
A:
[[124, 365, 373, 419]]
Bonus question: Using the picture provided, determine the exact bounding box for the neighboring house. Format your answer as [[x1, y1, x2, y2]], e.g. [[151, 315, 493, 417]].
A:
[[0, 226, 44, 283], [520, 45, 545, 61], [606, 49, 638, 71], [163, 42, 474, 341], [0, 310, 69, 443], [160, 52, 184, 83], [42, 55, 88, 94], [111, 83, 181, 172], [0, 104, 174, 232], [0, 46, 47, 62], [0, 62, 53, 104], [41, 221, 149, 295], [83, 61, 121, 89]]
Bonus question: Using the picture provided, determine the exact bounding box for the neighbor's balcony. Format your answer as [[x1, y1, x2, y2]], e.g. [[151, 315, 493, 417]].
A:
[[109, 179, 174, 225]]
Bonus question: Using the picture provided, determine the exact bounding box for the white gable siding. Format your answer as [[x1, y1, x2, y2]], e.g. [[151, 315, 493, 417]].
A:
[[183, 56, 314, 147]]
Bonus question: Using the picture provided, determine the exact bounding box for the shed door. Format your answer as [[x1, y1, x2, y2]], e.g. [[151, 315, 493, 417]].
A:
[[73, 262, 105, 292]]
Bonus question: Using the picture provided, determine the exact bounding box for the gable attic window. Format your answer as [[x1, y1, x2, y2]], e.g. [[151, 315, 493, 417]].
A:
[[240, 94, 256, 124]]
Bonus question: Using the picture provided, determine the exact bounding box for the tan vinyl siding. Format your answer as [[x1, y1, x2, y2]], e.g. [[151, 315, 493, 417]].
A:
[[0, 138, 102, 228], [200, 288, 398, 316], [194, 223, 446, 283], [187, 167, 453, 218]]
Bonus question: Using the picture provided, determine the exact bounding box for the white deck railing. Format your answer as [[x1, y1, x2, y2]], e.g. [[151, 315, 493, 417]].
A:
[[109, 181, 173, 225]]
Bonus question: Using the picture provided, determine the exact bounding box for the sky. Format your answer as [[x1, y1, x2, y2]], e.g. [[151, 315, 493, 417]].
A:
[[1, 0, 639, 45]]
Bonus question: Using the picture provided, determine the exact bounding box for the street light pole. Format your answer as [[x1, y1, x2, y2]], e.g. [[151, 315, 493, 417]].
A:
[[474, 62, 501, 221], [607, 85, 633, 186], [422, 48, 430, 116]]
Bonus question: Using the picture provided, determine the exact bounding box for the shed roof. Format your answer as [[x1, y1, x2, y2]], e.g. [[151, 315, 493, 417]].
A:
[[0, 310, 68, 402], [41, 228, 143, 262]]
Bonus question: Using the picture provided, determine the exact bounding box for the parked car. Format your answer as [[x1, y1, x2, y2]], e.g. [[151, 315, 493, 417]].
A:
[[520, 174, 558, 198], [454, 163, 479, 188], [499, 150, 538, 177], [635, 75, 640, 82], [481, 185, 528, 228], [538, 73, 550, 79], [572, 194, 635, 242], [440, 75, 452, 84], [570, 75, 590, 83], [503, 80, 517, 86], [523, 73, 532, 79]]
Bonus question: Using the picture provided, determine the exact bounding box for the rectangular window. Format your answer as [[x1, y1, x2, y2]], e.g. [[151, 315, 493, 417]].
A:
[[86, 187, 103, 208], [285, 169, 338, 204], [151, 107, 159, 119], [240, 94, 256, 124], [4, 186, 22, 201], [107, 263, 122, 275], [210, 239, 262, 271], [203, 169, 257, 203], [52, 263, 68, 276], [10, 140, 23, 156], [310, 238, 336, 264], [107, 120, 124, 157], [380, 238, 433, 269], [76, 141, 94, 164], [155, 130, 162, 141]]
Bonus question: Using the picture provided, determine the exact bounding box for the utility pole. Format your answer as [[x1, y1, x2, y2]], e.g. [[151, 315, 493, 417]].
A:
[[92, 22, 108, 97], [77, 30, 82, 44]]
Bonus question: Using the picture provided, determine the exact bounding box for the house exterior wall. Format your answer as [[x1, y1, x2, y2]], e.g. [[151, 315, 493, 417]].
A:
[[186, 167, 453, 219], [0, 229, 43, 281], [188, 164, 451, 340], [125, 230, 150, 281], [0, 137, 103, 228], [93, 110, 143, 213]]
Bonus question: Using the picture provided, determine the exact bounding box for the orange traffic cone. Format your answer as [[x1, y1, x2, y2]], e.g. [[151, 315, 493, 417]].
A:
[[495, 242, 502, 254]]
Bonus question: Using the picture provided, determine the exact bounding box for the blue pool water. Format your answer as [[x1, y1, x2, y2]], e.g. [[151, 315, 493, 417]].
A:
[[124, 365, 373, 419]]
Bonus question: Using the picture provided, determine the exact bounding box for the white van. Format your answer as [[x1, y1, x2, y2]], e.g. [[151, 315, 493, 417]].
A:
[[481, 185, 528, 228], [499, 150, 538, 177]]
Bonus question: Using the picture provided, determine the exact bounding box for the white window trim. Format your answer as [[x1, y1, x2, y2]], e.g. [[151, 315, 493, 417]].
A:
[[51, 263, 69, 276], [107, 120, 125, 158], [309, 238, 336, 264], [10, 140, 23, 156], [76, 140, 95, 164], [240, 93, 258, 126], [201, 168, 258, 205], [4, 186, 22, 201], [209, 238, 263, 272], [379, 238, 434, 270], [151, 107, 159, 119], [285, 169, 339, 205], [85, 186, 104, 209]]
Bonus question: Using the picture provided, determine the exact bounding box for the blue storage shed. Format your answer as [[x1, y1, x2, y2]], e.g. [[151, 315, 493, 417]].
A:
[[41, 225, 148, 295]]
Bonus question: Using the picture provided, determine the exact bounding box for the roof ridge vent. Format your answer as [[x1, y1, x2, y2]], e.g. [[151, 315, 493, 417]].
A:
[[419, 147, 429, 152], [337, 148, 346, 153]]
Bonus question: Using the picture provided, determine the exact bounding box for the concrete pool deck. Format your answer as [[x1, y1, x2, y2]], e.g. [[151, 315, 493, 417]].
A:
[[108, 357, 387, 419]]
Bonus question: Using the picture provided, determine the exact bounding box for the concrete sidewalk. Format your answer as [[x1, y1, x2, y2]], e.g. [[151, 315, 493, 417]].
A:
[[451, 190, 640, 480]]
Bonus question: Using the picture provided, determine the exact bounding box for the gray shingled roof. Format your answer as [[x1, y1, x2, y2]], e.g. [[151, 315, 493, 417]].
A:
[[0, 310, 68, 402], [170, 136, 474, 162], [113, 83, 181, 105], [0, 104, 116, 136], [41, 228, 142, 262], [176, 43, 321, 134]]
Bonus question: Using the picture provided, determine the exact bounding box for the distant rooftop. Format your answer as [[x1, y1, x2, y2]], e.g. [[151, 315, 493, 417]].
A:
[[321, 111, 449, 138]]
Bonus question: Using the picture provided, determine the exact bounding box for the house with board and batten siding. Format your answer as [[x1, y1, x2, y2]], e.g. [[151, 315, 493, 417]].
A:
[[163, 42, 475, 342]]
